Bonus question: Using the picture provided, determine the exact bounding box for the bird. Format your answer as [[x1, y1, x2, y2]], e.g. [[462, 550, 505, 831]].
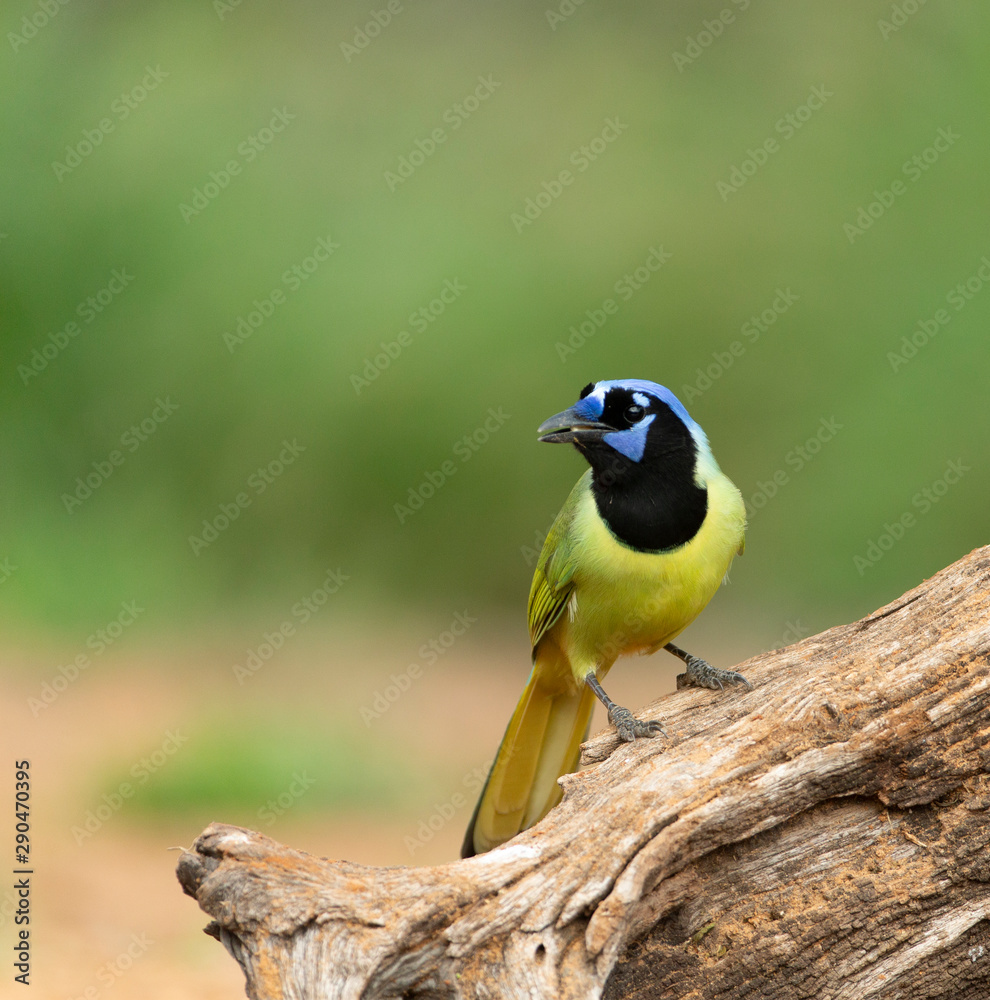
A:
[[462, 378, 749, 858]]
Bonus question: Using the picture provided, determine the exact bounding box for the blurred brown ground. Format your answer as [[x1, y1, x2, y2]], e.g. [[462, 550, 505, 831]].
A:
[[0, 618, 753, 999]]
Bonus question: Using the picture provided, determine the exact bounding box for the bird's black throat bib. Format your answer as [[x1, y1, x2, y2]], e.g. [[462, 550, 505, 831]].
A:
[[579, 405, 709, 552]]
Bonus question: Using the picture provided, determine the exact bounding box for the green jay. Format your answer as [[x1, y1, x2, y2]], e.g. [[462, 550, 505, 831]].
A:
[[463, 379, 749, 858]]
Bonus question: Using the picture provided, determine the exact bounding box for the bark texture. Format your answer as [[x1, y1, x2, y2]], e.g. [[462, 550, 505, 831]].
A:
[[177, 546, 990, 999]]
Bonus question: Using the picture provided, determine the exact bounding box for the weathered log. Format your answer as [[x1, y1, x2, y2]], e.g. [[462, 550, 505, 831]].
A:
[[177, 546, 990, 998]]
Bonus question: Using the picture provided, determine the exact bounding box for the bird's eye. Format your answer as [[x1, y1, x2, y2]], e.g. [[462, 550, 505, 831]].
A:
[[624, 404, 645, 423]]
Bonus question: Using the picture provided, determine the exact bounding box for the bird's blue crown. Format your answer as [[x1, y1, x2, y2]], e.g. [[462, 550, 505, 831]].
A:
[[572, 379, 705, 463]]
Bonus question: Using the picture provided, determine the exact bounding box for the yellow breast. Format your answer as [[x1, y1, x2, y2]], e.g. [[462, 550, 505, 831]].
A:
[[553, 470, 745, 682]]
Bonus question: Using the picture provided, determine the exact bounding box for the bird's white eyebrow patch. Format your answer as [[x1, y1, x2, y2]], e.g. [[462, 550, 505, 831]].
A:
[[632, 392, 650, 407]]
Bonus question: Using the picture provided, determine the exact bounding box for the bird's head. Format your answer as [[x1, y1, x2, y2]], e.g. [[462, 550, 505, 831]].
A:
[[538, 379, 720, 548], [537, 379, 712, 479]]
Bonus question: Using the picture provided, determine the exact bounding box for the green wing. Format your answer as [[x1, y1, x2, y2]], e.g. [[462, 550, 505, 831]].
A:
[[526, 472, 588, 654]]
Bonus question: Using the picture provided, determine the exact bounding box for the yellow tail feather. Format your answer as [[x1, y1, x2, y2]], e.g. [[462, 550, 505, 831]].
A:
[[462, 671, 596, 857]]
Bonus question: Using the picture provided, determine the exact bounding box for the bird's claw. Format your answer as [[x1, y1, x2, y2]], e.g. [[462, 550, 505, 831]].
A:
[[608, 705, 666, 742], [678, 656, 752, 692]]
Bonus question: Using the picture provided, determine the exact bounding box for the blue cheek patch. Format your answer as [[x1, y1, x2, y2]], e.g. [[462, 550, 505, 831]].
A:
[[603, 414, 655, 462]]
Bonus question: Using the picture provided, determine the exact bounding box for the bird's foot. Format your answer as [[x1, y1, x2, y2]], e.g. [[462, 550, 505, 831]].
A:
[[585, 673, 666, 741], [607, 705, 666, 742], [677, 655, 752, 692]]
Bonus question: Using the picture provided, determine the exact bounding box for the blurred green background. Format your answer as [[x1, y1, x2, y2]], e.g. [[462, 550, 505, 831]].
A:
[[2, 4, 989, 991], [3, 0, 988, 642]]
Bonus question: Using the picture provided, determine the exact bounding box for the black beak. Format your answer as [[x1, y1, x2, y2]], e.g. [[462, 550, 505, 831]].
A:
[[537, 405, 611, 444]]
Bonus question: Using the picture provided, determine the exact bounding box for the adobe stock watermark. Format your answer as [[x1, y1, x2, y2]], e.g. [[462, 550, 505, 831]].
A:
[[188, 439, 305, 555], [213, 0, 245, 19], [72, 730, 188, 845], [27, 601, 145, 717], [717, 85, 832, 201], [853, 459, 969, 575], [385, 76, 501, 191], [556, 246, 672, 363], [340, 0, 406, 62], [231, 567, 349, 683], [888, 255, 989, 372], [521, 519, 556, 567], [350, 278, 466, 393], [511, 117, 628, 232], [257, 771, 316, 826], [360, 611, 476, 724], [680, 287, 800, 402], [222, 235, 340, 353], [17, 268, 134, 384], [61, 396, 178, 513], [842, 127, 960, 244], [759, 618, 813, 654], [0, 556, 17, 586], [52, 66, 169, 181], [179, 107, 295, 222], [8, 0, 72, 53], [672, 0, 752, 72], [405, 757, 493, 856], [73, 933, 155, 999], [393, 408, 511, 523], [878, 0, 929, 40], [743, 417, 842, 520], [545, 0, 589, 30]]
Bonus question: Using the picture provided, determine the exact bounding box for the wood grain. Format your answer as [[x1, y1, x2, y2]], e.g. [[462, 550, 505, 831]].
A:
[[177, 546, 990, 998]]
